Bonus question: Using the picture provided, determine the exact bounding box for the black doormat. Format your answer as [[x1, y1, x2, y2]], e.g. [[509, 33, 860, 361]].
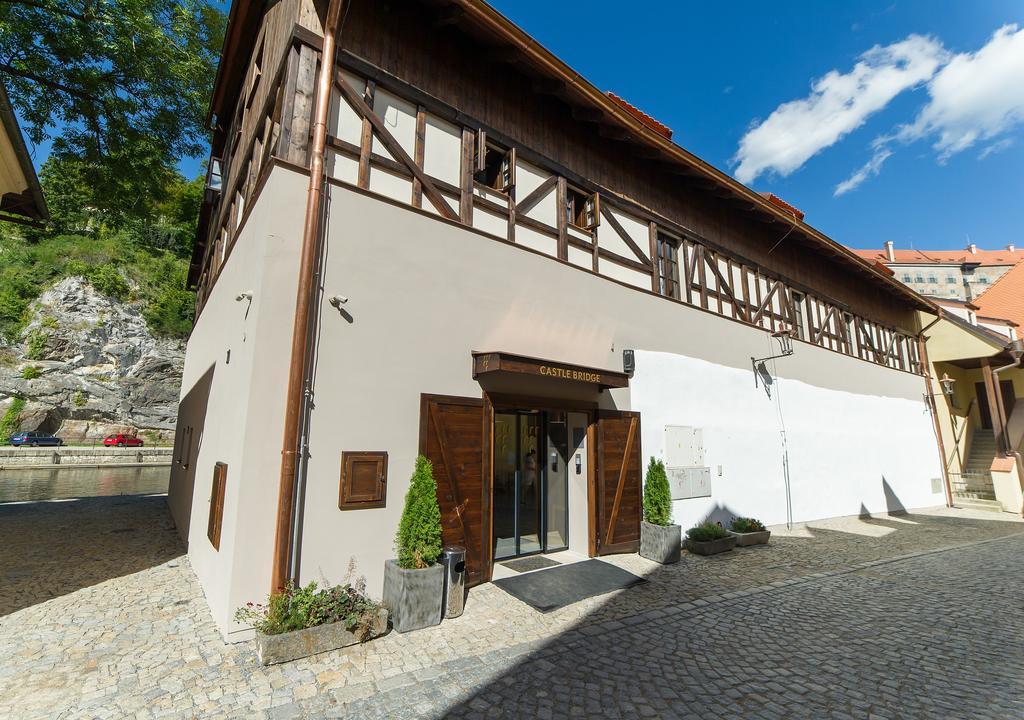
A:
[[493, 559, 646, 613], [500, 556, 561, 573]]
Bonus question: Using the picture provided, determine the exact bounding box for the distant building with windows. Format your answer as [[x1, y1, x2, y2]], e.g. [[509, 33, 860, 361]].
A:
[[852, 242, 1023, 301]]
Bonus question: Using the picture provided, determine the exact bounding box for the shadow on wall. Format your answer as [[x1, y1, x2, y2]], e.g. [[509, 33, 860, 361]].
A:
[[411, 511, 1021, 718], [0, 495, 184, 616], [882, 476, 907, 516], [167, 364, 216, 541], [697, 502, 749, 528]]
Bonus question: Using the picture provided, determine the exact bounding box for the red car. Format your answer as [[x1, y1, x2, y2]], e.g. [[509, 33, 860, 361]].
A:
[[104, 433, 144, 447]]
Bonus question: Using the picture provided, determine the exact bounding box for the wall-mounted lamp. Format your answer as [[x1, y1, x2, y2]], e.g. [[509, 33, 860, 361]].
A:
[[235, 291, 253, 302], [938, 373, 956, 396], [622, 349, 635, 376], [751, 327, 796, 397]]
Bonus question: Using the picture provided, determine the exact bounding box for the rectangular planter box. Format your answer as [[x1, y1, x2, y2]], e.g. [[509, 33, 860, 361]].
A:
[[686, 534, 737, 556], [640, 521, 681, 564], [383, 559, 443, 633], [730, 529, 771, 547], [255, 607, 389, 665]]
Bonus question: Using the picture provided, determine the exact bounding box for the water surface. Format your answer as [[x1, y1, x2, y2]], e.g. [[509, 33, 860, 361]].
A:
[[0, 465, 170, 503]]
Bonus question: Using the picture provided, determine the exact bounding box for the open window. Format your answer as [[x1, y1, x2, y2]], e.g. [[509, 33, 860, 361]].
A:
[[789, 291, 806, 340], [566, 185, 600, 230], [474, 129, 516, 193], [656, 231, 681, 299]]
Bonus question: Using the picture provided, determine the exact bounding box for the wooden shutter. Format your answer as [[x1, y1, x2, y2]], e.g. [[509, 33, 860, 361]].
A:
[[498, 147, 516, 192], [339, 451, 388, 510], [582, 192, 600, 230], [208, 462, 227, 550], [474, 129, 487, 174], [594, 411, 641, 555], [419, 394, 488, 586]]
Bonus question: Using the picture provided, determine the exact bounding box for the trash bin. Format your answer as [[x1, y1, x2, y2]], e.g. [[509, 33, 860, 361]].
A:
[[442, 545, 466, 619]]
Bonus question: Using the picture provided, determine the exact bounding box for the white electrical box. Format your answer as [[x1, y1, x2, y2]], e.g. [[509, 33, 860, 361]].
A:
[[666, 426, 704, 467], [665, 426, 711, 500]]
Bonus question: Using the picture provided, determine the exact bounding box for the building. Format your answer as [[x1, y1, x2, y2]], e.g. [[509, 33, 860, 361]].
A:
[[971, 261, 1024, 336], [170, 0, 949, 640], [0, 82, 47, 225], [852, 241, 1023, 301]]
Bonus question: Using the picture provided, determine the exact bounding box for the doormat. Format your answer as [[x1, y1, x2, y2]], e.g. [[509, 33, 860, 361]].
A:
[[500, 556, 561, 573], [493, 559, 646, 613]]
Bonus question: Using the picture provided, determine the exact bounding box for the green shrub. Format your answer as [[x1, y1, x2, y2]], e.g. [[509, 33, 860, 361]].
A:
[[395, 455, 443, 569], [687, 521, 730, 543], [233, 577, 383, 638], [40, 315, 58, 330], [86, 265, 130, 300], [73, 391, 87, 408], [25, 329, 48, 360], [642, 456, 672, 526], [20, 366, 41, 380], [730, 517, 766, 533], [0, 396, 26, 438]]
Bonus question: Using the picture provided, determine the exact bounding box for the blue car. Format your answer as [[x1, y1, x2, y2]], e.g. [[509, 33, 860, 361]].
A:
[[9, 431, 63, 447]]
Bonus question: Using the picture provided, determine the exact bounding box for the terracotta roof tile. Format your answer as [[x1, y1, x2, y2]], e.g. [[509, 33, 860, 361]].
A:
[[757, 192, 804, 221], [605, 92, 673, 140], [850, 247, 1024, 266], [971, 261, 1024, 334]]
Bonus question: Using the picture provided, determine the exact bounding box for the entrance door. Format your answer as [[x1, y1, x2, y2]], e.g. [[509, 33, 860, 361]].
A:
[[976, 380, 1015, 430], [594, 411, 642, 556], [493, 411, 570, 560]]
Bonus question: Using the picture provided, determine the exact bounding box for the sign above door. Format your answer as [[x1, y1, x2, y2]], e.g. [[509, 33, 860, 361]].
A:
[[472, 351, 629, 390]]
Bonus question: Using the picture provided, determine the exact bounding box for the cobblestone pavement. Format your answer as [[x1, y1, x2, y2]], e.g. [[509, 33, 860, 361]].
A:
[[0, 496, 1021, 719]]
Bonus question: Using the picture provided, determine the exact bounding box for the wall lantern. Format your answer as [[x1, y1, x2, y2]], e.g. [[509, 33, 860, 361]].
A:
[[938, 373, 956, 396], [751, 327, 796, 398]]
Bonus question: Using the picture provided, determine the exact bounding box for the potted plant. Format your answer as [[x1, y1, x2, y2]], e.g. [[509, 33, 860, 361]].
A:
[[639, 457, 680, 564], [728, 517, 771, 546], [383, 455, 445, 633], [685, 521, 737, 556], [235, 569, 388, 665]]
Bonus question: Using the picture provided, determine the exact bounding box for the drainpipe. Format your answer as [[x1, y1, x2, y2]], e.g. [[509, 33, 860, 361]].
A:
[[917, 310, 953, 507], [990, 339, 1024, 515], [272, 0, 346, 594]]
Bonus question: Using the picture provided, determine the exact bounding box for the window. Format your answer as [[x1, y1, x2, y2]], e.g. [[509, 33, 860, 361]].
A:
[[208, 462, 227, 550], [978, 277, 989, 284], [946, 275, 957, 284], [901, 274, 912, 282], [473, 130, 515, 193], [339, 451, 388, 510], [656, 233, 681, 299], [789, 291, 806, 339], [914, 274, 925, 283], [565, 186, 600, 230], [927, 275, 937, 284]]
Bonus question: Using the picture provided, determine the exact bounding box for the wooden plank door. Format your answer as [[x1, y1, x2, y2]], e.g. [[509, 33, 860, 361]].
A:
[[593, 411, 642, 556], [419, 394, 488, 586]]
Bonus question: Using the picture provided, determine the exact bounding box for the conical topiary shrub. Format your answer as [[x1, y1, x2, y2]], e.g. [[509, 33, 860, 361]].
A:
[[395, 455, 443, 569], [643, 457, 672, 526]]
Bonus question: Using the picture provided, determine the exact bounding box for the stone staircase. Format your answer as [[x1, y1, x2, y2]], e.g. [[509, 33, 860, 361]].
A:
[[952, 433, 1001, 511]]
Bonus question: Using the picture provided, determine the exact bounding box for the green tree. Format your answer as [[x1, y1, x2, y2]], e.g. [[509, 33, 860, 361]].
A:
[[0, 0, 226, 226], [395, 456, 444, 569], [643, 457, 672, 526]]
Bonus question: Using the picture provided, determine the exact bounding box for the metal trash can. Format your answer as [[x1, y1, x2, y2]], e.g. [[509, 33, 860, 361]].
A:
[[442, 545, 466, 619]]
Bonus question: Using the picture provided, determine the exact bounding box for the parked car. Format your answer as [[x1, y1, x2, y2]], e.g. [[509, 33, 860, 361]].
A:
[[9, 431, 63, 447], [103, 433, 144, 447]]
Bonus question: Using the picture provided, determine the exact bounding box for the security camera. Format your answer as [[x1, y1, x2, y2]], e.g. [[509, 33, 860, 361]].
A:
[[235, 291, 252, 302], [328, 295, 348, 308]]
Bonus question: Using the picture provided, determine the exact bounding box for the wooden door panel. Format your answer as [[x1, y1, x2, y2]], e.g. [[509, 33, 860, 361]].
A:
[[595, 411, 642, 555], [419, 394, 487, 586]]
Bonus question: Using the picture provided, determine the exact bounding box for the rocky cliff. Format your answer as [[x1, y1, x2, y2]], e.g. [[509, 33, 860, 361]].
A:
[[0, 277, 184, 442]]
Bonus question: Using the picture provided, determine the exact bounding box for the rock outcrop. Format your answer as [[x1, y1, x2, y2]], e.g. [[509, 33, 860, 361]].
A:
[[0, 276, 184, 441]]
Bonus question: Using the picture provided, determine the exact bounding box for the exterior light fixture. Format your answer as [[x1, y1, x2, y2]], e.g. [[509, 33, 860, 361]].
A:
[[938, 373, 955, 397], [622, 349, 635, 376], [751, 326, 796, 397]]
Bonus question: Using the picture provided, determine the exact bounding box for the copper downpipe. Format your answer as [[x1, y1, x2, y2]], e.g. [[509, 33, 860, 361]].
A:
[[271, 0, 345, 594]]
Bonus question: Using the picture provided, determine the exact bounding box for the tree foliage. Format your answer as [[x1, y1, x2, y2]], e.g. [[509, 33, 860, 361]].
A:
[[643, 456, 672, 526], [0, 0, 226, 225], [395, 456, 444, 569]]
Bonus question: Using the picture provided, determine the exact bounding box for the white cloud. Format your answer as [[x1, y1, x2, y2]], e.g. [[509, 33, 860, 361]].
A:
[[733, 35, 946, 184], [836, 24, 1024, 194], [834, 147, 892, 196], [900, 24, 1024, 161]]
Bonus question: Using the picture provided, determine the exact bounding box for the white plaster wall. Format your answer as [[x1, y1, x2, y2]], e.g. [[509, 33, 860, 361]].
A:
[[632, 350, 944, 530]]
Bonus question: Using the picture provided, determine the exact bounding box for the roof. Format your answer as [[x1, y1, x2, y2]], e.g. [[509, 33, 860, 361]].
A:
[[972, 261, 1024, 333], [0, 82, 47, 224], [605, 92, 672, 140], [207, 0, 936, 313], [851, 247, 1024, 266], [758, 192, 804, 221]]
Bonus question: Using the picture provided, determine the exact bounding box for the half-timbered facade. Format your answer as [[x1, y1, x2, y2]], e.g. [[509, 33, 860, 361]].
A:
[[170, 0, 946, 639]]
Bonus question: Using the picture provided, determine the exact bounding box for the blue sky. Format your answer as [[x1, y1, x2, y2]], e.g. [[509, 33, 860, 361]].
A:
[[488, 0, 1024, 251]]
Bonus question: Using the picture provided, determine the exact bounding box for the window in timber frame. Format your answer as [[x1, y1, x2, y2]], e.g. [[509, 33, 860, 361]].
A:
[[656, 232, 681, 299], [565, 185, 600, 230], [473, 129, 516, 194]]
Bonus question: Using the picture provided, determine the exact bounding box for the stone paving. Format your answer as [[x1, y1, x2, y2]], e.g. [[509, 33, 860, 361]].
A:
[[0, 495, 1021, 719]]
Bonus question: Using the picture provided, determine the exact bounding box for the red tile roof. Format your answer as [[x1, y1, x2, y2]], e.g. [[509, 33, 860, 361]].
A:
[[757, 192, 804, 221], [851, 247, 1024, 265], [605, 92, 673, 140], [972, 261, 1024, 335]]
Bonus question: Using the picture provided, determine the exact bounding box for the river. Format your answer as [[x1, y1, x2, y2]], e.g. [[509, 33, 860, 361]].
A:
[[0, 465, 170, 503]]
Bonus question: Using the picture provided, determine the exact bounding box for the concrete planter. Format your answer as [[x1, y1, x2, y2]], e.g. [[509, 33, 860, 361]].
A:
[[686, 534, 737, 556], [255, 608, 388, 665], [730, 529, 771, 547], [640, 521, 681, 564], [383, 559, 443, 633]]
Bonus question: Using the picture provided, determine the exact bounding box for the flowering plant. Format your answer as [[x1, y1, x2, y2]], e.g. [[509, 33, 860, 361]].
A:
[[729, 517, 766, 533]]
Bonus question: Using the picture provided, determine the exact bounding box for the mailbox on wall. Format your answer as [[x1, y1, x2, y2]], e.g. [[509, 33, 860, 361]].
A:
[[665, 425, 711, 500]]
